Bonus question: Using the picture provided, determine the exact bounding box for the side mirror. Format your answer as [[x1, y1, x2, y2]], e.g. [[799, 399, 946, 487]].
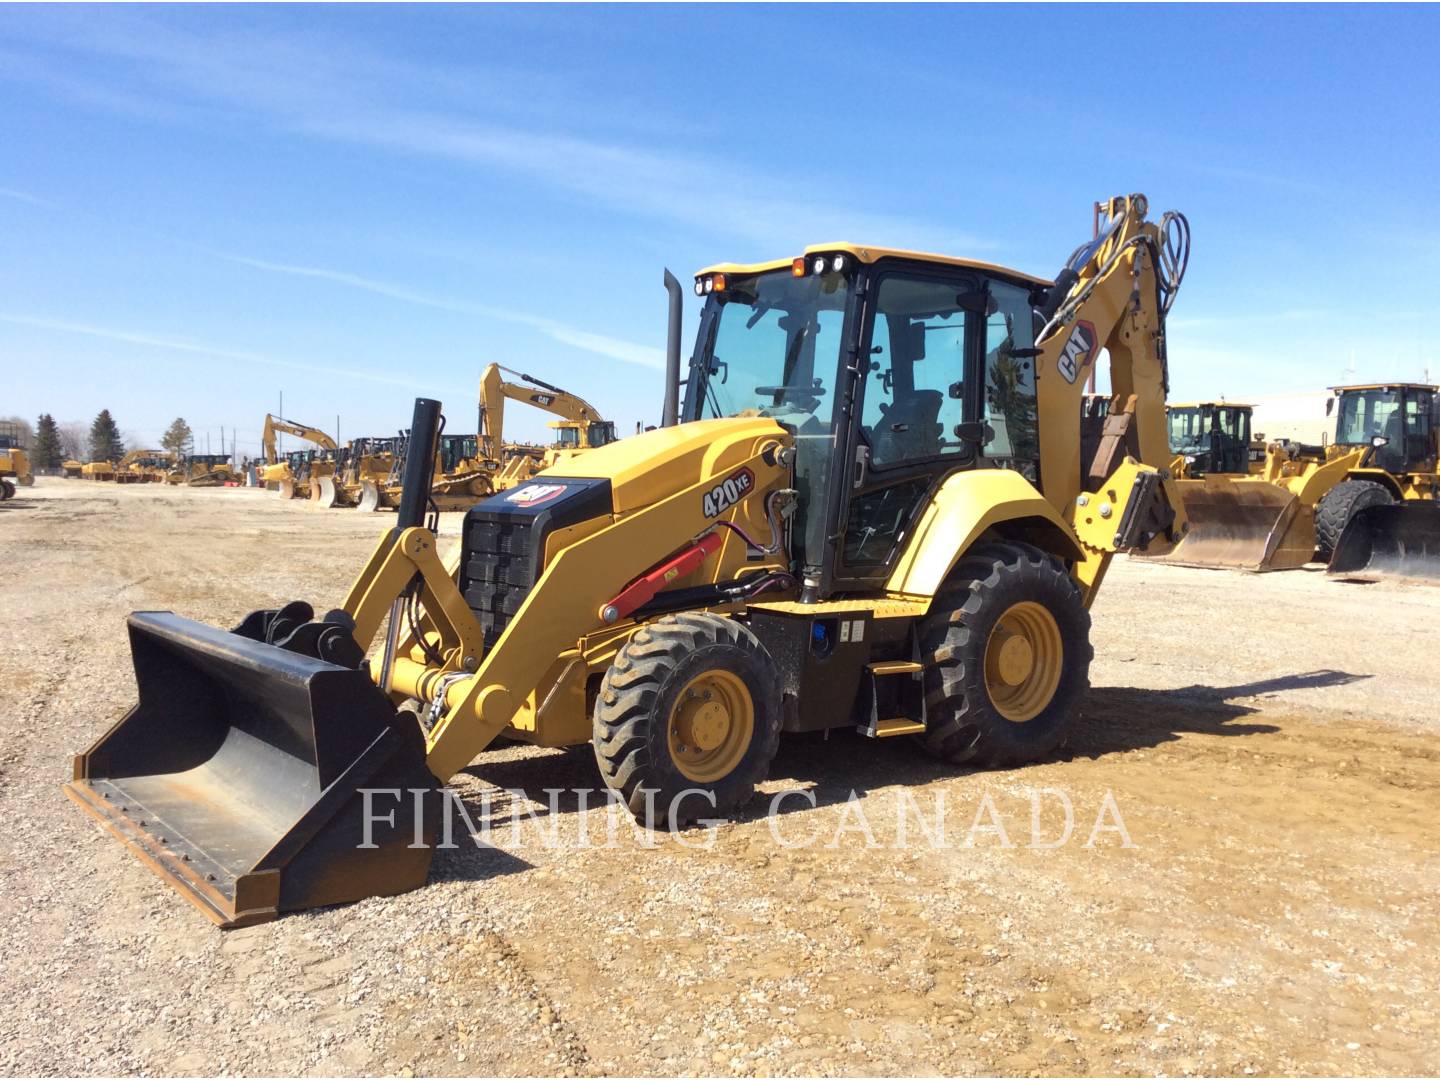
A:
[[1372, 435, 1390, 448], [1325, 397, 1335, 416], [954, 421, 991, 445]]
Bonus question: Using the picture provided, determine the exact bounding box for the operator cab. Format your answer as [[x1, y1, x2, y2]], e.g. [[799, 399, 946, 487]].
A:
[[1328, 383, 1438, 474], [1167, 402, 1253, 476], [681, 244, 1050, 595]]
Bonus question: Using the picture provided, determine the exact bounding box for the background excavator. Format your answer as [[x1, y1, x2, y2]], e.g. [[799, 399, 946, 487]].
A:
[[65, 193, 1189, 927], [357, 365, 616, 511], [257, 415, 338, 498], [1143, 382, 1439, 575]]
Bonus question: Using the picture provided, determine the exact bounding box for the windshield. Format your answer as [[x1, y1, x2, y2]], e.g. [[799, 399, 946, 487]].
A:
[[688, 270, 848, 425], [1335, 390, 1400, 445], [1167, 407, 1208, 452]]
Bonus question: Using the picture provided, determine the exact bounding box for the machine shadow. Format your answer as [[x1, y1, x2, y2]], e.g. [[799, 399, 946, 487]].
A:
[[437, 669, 1369, 847]]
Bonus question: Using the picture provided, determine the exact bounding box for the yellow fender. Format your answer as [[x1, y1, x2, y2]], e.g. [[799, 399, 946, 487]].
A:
[[886, 469, 1083, 599]]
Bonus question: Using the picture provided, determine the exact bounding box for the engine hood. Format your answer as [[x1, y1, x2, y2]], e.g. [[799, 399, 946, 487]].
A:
[[540, 416, 788, 513]]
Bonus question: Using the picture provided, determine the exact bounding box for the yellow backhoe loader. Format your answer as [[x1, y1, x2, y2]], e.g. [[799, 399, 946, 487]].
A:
[[310, 438, 399, 507], [258, 415, 338, 498], [66, 193, 1189, 927], [0, 427, 32, 500], [1144, 382, 1439, 572]]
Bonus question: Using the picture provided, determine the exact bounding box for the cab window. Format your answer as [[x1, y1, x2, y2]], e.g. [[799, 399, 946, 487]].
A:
[[983, 280, 1039, 468], [860, 276, 970, 469]]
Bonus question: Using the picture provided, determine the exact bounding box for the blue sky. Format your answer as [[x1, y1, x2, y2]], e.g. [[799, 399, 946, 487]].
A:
[[3, 3, 1437, 455]]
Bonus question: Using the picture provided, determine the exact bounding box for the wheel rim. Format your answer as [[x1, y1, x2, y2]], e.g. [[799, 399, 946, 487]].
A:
[[983, 601, 1064, 723], [667, 669, 754, 783]]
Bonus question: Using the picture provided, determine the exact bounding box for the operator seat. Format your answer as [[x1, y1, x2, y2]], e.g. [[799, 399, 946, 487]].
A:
[[872, 390, 943, 465]]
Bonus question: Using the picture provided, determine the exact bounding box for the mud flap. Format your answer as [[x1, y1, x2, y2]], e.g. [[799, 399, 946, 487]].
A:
[[64, 612, 443, 927], [1136, 477, 1315, 571], [1328, 502, 1440, 582]]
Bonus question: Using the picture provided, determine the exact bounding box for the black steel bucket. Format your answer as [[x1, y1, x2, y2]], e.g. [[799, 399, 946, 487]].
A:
[[65, 612, 442, 927], [1328, 502, 1440, 581]]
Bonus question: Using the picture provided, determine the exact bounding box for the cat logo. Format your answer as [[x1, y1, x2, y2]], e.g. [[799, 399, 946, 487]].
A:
[[505, 482, 567, 507], [702, 467, 755, 518], [531, 393, 556, 407], [1057, 320, 1097, 384]]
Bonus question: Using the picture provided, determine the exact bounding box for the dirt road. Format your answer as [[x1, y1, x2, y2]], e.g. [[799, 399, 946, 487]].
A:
[[1, 480, 1436, 1076]]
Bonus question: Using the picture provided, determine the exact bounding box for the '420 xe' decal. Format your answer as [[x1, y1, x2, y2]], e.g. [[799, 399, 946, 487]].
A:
[[1057, 319, 1098, 384], [703, 467, 754, 518]]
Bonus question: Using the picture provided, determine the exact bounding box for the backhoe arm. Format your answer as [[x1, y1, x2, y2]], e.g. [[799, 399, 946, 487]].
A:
[[478, 363, 607, 459], [1033, 194, 1191, 588]]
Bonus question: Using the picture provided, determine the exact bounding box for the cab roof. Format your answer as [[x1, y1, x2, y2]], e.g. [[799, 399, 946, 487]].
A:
[[1330, 383, 1438, 393], [697, 242, 1052, 289], [1169, 401, 1254, 410]]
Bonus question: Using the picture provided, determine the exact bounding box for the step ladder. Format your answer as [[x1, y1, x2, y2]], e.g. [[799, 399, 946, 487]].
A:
[[857, 659, 927, 738]]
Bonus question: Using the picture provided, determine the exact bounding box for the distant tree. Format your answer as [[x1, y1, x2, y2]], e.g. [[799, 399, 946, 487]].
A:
[[161, 417, 193, 456], [57, 421, 88, 462], [32, 414, 62, 469], [89, 410, 125, 463]]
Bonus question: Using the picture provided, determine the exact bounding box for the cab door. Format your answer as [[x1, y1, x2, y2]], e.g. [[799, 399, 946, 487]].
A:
[[824, 270, 1040, 592]]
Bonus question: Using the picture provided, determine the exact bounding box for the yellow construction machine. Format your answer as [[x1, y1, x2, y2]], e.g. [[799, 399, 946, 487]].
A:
[[1144, 382, 1439, 573], [357, 367, 615, 511], [80, 460, 114, 481], [310, 437, 399, 507], [1166, 402, 1261, 478], [258, 415, 338, 497], [168, 454, 239, 487], [62, 459, 83, 479], [1323, 382, 1440, 579], [0, 426, 32, 500], [113, 450, 176, 485], [66, 193, 1190, 926]]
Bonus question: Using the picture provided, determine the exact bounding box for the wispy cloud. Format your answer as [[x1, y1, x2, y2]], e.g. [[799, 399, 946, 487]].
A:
[[0, 10, 993, 253], [0, 311, 467, 394], [0, 186, 57, 208], [215, 252, 666, 370]]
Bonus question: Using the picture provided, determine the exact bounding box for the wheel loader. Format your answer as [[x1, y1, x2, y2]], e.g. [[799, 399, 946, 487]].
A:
[[65, 193, 1190, 927], [1145, 382, 1439, 573], [0, 428, 31, 500], [1165, 402, 1260, 478], [1323, 382, 1440, 580], [257, 414, 338, 497]]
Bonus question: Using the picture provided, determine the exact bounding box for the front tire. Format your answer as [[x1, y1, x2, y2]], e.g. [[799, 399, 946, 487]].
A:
[[0, 479, 14, 500], [593, 612, 781, 824], [1315, 479, 1393, 562], [919, 541, 1092, 767]]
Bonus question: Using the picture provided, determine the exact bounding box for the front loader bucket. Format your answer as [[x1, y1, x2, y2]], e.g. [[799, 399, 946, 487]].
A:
[[1328, 502, 1440, 582], [64, 612, 442, 927], [1136, 477, 1316, 572]]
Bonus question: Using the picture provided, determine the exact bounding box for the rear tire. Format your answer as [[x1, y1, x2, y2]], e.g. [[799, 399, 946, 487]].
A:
[[593, 612, 781, 825], [1316, 480, 1393, 561], [918, 541, 1092, 767], [0, 479, 14, 500]]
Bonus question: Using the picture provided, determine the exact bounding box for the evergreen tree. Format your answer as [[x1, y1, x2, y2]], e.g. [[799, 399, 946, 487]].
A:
[[33, 414, 62, 469], [89, 410, 125, 463], [161, 417, 193, 456]]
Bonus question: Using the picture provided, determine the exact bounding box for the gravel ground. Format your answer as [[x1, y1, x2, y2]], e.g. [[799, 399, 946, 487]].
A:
[[1, 478, 1437, 1076]]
